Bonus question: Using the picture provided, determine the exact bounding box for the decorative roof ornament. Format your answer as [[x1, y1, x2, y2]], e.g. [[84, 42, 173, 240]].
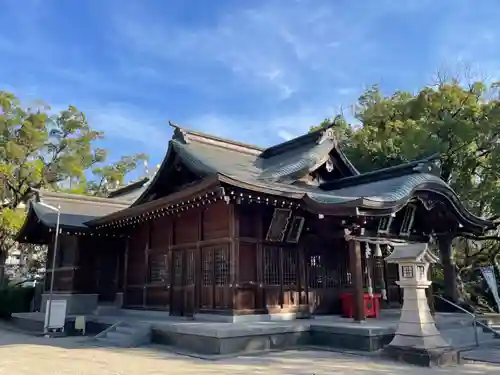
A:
[[317, 127, 336, 145], [325, 156, 334, 172]]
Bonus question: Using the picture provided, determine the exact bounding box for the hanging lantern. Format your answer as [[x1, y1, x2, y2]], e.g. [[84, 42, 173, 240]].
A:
[[374, 244, 383, 258]]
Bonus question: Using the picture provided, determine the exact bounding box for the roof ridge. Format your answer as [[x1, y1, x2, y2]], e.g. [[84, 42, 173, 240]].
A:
[[169, 121, 264, 155], [259, 125, 336, 159], [107, 177, 151, 197], [39, 190, 130, 206]]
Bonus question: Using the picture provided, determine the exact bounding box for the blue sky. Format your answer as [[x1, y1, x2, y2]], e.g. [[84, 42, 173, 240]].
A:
[[1, 0, 499, 179]]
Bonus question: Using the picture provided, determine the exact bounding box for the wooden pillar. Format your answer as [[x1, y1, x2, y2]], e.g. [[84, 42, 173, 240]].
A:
[[123, 238, 129, 306], [195, 208, 203, 313], [348, 239, 365, 322], [256, 210, 265, 311], [228, 203, 239, 310], [427, 264, 436, 315], [143, 224, 150, 309]]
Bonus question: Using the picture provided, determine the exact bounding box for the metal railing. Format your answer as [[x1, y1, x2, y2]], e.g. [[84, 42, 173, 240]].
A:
[[433, 294, 499, 347]]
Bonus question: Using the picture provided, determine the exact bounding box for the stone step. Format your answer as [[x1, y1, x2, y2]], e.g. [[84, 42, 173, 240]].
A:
[[93, 321, 152, 348], [115, 325, 136, 335], [461, 347, 500, 364], [96, 336, 131, 348], [106, 330, 132, 341]]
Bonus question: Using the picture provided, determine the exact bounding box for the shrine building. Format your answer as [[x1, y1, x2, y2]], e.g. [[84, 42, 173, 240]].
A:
[[15, 122, 495, 323]]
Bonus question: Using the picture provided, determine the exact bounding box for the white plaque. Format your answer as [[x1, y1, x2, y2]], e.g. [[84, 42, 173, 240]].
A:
[[44, 300, 67, 331]]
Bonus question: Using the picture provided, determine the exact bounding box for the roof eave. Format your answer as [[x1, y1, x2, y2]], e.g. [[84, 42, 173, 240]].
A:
[[131, 142, 176, 206], [87, 174, 223, 227], [320, 154, 441, 191]]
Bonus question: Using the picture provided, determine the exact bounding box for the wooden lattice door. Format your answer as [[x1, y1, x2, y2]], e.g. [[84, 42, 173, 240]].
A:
[[170, 250, 184, 315], [183, 249, 196, 316]]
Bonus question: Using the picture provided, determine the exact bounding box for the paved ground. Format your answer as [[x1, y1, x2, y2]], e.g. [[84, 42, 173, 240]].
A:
[[0, 329, 499, 375]]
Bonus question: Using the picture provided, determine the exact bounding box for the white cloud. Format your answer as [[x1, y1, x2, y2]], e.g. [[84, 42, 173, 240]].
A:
[[109, 1, 376, 100], [5, 0, 500, 159], [84, 103, 171, 151], [183, 104, 340, 146]]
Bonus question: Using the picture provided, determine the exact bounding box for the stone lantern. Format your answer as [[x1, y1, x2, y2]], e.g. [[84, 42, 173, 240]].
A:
[[383, 243, 456, 367]]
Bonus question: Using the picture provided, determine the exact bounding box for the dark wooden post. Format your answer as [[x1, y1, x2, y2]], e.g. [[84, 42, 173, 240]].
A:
[[349, 239, 365, 322], [228, 203, 239, 310], [123, 238, 129, 306], [427, 264, 436, 315]]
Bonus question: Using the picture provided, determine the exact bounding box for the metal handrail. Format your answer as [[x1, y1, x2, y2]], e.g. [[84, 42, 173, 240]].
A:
[[433, 294, 499, 347]]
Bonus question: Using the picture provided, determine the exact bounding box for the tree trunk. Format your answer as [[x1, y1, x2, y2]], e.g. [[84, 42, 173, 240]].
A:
[[438, 234, 459, 303]]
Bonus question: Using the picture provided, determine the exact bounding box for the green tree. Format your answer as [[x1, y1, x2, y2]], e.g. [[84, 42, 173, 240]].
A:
[[314, 80, 500, 303], [86, 154, 148, 197], [0, 91, 147, 280]]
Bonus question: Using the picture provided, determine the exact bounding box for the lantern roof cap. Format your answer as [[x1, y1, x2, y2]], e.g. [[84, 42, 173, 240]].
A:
[[385, 243, 439, 264]]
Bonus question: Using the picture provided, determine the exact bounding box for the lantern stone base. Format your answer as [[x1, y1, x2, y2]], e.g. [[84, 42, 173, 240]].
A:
[[383, 345, 458, 367]]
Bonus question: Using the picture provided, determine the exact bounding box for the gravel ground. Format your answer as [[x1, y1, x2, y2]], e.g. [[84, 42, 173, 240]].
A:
[[0, 329, 499, 375]]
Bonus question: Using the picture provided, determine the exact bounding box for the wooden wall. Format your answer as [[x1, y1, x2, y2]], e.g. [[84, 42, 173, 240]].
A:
[[44, 235, 79, 292], [235, 205, 355, 316], [235, 204, 308, 315], [42, 203, 385, 318], [44, 233, 124, 300], [123, 200, 233, 315]]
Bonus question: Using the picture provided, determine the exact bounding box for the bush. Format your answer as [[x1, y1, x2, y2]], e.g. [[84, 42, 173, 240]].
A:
[[0, 286, 34, 318]]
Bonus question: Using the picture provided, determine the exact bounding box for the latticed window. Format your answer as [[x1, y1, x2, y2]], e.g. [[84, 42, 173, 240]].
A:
[[185, 250, 195, 285], [282, 248, 298, 286], [399, 204, 416, 236], [214, 246, 230, 286], [148, 253, 168, 283], [377, 216, 392, 233], [402, 265, 414, 278], [263, 246, 281, 285], [266, 208, 292, 242], [172, 251, 183, 286], [202, 248, 213, 286], [286, 216, 305, 243], [308, 252, 350, 289]]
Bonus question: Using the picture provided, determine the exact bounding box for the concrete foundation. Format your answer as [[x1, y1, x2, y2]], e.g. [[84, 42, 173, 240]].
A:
[[383, 345, 458, 367], [193, 312, 301, 323], [150, 318, 395, 356], [41, 293, 98, 315]]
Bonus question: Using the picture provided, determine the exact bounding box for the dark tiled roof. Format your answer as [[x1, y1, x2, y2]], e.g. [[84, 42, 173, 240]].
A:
[[132, 124, 358, 206], [15, 191, 130, 242], [108, 177, 151, 201], [30, 191, 129, 228], [89, 123, 494, 234], [167, 131, 493, 231]]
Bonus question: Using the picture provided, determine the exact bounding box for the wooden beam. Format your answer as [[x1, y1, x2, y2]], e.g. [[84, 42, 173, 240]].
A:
[[348, 239, 365, 322], [170, 237, 231, 250]]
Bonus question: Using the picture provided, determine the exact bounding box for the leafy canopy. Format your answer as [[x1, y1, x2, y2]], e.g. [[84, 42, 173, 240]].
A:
[[312, 79, 500, 306], [0, 91, 148, 274], [316, 81, 500, 218]]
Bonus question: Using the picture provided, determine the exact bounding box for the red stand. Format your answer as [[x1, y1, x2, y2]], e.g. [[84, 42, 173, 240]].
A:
[[339, 292, 381, 318]]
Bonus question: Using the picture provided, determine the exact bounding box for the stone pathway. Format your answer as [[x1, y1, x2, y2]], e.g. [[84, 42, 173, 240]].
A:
[[462, 347, 500, 364], [0, 329, 499, 375]]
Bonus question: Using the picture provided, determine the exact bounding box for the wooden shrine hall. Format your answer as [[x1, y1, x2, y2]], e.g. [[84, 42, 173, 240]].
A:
[[15, 123, 495, 322]]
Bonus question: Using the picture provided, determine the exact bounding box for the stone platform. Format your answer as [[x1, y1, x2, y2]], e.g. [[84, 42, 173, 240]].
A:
[[150, 317, 395, 355], [9, 310, 497, 357], [8, 312, 109, 336]]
